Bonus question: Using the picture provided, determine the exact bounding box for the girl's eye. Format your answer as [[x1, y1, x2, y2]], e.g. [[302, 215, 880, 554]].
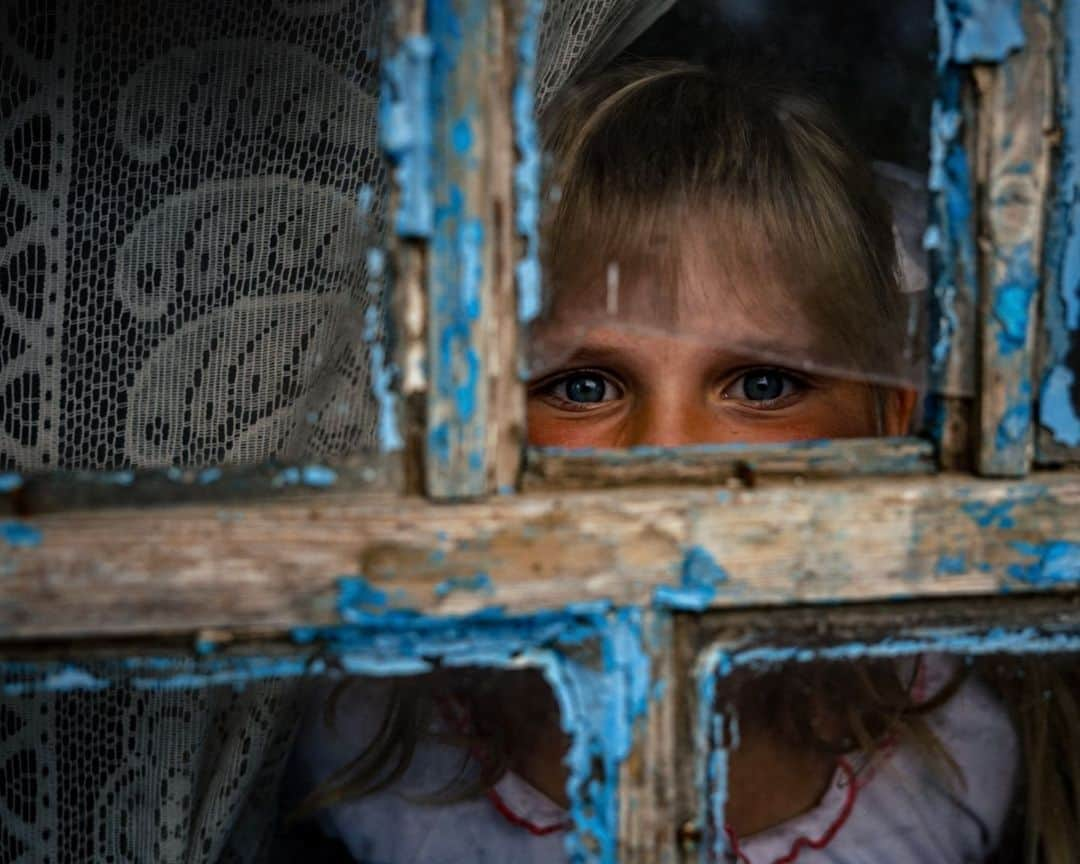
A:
[[538, 371, 620, 407], [727, 368, 803, 406], [558, 373, 612, 403]]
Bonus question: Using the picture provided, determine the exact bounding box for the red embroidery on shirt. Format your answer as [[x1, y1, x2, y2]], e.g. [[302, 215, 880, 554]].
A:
[[723, 757, 859, 864], [437, 694, 570, 837], [485, 786, 571, 836]]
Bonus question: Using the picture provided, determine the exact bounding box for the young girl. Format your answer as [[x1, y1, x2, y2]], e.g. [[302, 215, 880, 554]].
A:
[[288, 61, 1035, 862]]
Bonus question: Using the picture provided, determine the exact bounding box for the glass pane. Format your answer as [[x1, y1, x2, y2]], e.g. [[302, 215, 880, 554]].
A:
[[702, 648, 1079, 862], [528, 0, 937, 451], [0, 0, 392, 473], [1, 659, 581, 862]]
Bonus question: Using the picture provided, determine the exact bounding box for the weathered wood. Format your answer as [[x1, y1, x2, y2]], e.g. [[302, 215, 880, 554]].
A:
[[524, 437, 935, 491], [383, 0, 430, 495], [0, 457, 397, 516], [927, 62, 980, 470], [619, 611, 680, 864], [424, 0, 522, 498], [975, 0, 1055, 475], [1037, 0, 1080, 465], [2, 471, 1079, 640]]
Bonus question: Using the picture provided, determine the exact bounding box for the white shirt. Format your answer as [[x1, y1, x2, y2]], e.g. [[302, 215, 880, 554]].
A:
[[292, 656, 1017, 864]]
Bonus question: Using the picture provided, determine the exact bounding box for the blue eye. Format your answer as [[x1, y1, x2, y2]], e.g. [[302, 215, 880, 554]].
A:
[[561, 373, 609, 403], [741, 370, 786, 401]]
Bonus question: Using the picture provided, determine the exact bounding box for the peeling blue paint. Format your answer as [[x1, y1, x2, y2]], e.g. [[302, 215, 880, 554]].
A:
[[701, 628, 1080, 708], [927, 0, 1026, 443], [962, 499, 1017, 527], [4, 665, 108, 696], [451, 116, 473, 154], [272, 465, 339, 488], [0, 473, 22, 493], [370, 341, 404, 452], [1, 520, 42, 548], [434, 571, 494, 598], [380, 35, 434, 237], [996, 384, 1032, 450], [1007, 540, 1080, 584], [366, 246, 386, 279], [357, 183, 376, 216], [1039, 0, 1080, 452], [936, 553, 968, 575], [426, 0, 489, 494], [197, 467, 222, 485], [1040, 365, 1080, 445], [992, 242, 1037, 355], [336, 575, 396, 621], [926, 78, 975, 438], [938, 0, 1026, 65], [653, 546, 729, 611], [292, 597, 649, 863], [514, 0, 543, 325]]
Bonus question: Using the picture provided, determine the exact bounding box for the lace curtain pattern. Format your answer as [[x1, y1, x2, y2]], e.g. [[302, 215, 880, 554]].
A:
[[0, 1, 666, 860]]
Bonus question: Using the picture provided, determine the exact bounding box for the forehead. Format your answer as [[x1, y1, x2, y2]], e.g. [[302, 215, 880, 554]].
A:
[[530, 246, 825, 373]]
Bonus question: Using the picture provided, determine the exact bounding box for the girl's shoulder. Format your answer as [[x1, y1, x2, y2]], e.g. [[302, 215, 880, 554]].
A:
[[734, 653, 1019, 864]]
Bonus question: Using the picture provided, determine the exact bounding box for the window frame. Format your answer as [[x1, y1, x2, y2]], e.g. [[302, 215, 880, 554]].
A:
[[2, 0, 1080, 862]]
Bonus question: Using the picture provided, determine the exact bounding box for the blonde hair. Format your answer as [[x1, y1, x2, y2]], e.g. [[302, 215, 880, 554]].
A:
[[537, 60, 911, 388]]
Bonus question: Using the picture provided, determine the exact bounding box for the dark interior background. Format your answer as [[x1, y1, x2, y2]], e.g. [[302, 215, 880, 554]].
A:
[[620, 0, 936, 171]]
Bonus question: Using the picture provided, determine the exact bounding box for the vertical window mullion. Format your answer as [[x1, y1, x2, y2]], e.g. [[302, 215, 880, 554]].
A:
[[974, 0, 1055, 476]]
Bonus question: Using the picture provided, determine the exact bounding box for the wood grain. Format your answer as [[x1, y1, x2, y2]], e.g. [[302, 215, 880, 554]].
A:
[[2, 471, 1079, 641], [524, 437, 934, 491], [975, 0, 1055, 475]]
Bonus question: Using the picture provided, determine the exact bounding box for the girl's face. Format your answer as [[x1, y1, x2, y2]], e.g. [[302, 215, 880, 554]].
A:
[[527, 253, 916, 449]]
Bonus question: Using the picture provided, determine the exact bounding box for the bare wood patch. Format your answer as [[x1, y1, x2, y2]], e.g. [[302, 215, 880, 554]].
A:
[[975, 0, 1055, 475], [524, 437, 935, 491], [2, 472, 1080, 640]]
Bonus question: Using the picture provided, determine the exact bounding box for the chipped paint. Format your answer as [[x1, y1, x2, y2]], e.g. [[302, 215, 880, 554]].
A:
[[380, 35, 434, 238], [938, 0, 1026, 65], [1039, 0, 1080, 452], [927, 0, 1029, 445], [434, 571, 495, 598], [936, 552, 968, 575], [1007, 540, 1080, 584], [697, 620, 1080, 852], [962, 498, 1018, 527], [3, 665, 108, 696], [1040, 365, 1080, 445], [197, 467, 222, 485], [653, 546, 730, 611], [992, 242, 1037, 355], [425, 0, 490, 495], [362, 254, 404, 453], [272, 465, 339, 488], [1, 520, 42, 548], [514, 0, 543, 325]]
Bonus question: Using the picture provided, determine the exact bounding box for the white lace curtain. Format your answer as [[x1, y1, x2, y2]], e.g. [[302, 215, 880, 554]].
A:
[[0, 1, 670, 860]]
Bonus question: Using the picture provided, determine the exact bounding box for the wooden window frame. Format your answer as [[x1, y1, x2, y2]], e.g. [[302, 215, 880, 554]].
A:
[[2, 0, 1079, 861]]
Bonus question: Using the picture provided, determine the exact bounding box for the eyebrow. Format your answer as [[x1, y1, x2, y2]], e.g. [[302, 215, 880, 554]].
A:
[[533, 332, 819, 370]]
